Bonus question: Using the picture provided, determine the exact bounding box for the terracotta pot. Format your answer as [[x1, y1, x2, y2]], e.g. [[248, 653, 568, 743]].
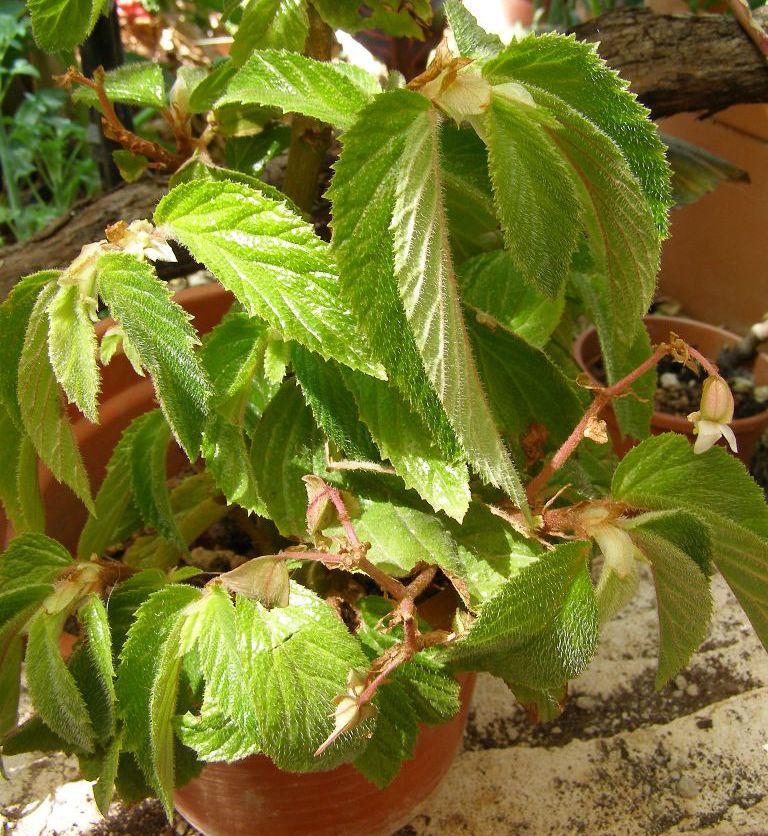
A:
[[0, 283, 234, 551], [174, 674, 475, 836], [0, 281, 476, 835], [573, 315, 768, 464]]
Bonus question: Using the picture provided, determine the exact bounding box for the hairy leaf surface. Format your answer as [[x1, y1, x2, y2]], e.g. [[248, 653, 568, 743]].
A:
[[72, 62, 166, 110]]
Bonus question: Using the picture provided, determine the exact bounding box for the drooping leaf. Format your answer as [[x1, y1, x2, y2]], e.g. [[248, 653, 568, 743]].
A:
[[105, 569, 167, 655], [459, 250, 563, 348], [116, 584, 201, 803], [127, 410, 185, 552], [664, 134, 749, 207], [25, 610, 95, 752], [624, 510, 712, 687], [450, 541, 598, 689], [444, 0, 503, 59], [0, 405, 43, 534], [79, 594, 117, 737], [27, 0, 97, 51], [292, 347, 379, 461], [391, 98, 529, 515], [482, 33, 671, 235], [329, 91, 459, 458], [250, 379, 322, 537], [229, 0, 309, 67], [341, 368, 471, 522], [219, 49, 379, 130], [0, 619, 24, 736], [18, 283, 94, 512], [0, 270, 56, 429], [47, 283, 100, 422], [612, 434, 768, 651], [72, 62, 167, 110], [77, 417, 144, 560], [571, 270, 654, 441], [97, 253, 211, 458], [155, 180, 382, 379], [93, 730, 123, 815], [313, 0, 432, 37], [485, 91, 582, 298]]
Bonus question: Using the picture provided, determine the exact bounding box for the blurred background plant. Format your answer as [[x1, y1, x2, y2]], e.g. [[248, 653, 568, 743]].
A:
[[0, 2, 100, 244]]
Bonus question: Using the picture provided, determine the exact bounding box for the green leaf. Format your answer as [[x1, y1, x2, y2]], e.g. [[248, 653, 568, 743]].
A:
[[77, 417, 144, 560], [571, 271, 654, 440], [450, 541, 598, 689], [47, 283, 100, 422], [188, 60, 238, 112], [391, 98, 529, 516], [93, 730, 122, 815], [25, 610, 94, 752], [466, 316, 583, 454], [459, 251, 563, 348], [440, 124, 502, 264], [27, 0, 96, 51], [445, 503, 541, 608], [482, 33, 671, 235], [97, 253, 211, 458], [485, 91, 582, 298], [0, 534, 72, 628], [664, 134, 749, 207], [179, 584, 371, 770], [329, 90, 459, 458], [530, 88, 661, 335], [72, 62, 166, 110], [444, 0, 503, 59], [230, 0, 309, 67], [346, 500, 461, 578], [625, 511, 712, 687], [79, 594, 116, 737], [18, 283, 94, 512], [1, 712, 76, 757], [353, 678, 418, 788], [312, 0, 432, 36], [105, 569, 167, 655], [200, 311, 277, 514], [0, 270, 56, 429], [341, 368, 471, 522], [155, 180, 382, 379], [0, 405, 43, 534], [116, 584, 201, 803], [113, 150, 150, 183], [250, 379, 322, 537], [127, 410, 185, 552], [292, 347, 378, 461], [612, 434, 768, 651], [219, 49, 379, 131], [0, 624, 24, 736]]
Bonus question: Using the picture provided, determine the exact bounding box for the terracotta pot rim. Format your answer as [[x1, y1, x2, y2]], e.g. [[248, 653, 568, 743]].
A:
[[574, 314, 768, 432]]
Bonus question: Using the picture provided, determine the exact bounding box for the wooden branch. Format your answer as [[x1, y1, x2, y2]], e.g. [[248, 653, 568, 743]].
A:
[[571, 7, 768, 118], [0, 176, 198, 301]]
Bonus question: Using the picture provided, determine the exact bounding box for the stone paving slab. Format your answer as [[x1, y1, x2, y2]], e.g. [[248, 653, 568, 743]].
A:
[[2, 572, 767, 835]]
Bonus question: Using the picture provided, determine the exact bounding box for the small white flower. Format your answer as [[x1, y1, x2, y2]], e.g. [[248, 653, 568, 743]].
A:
[[421, 64, 492, 125], [106, 219, 177, 263], [687, 375, 738, 455]]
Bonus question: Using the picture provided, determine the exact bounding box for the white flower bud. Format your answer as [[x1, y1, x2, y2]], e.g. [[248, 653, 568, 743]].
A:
[[687, 375, 738, 455]]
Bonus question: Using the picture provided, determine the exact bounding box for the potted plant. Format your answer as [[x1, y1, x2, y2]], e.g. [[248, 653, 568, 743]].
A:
[[3, 2, 768, 835]]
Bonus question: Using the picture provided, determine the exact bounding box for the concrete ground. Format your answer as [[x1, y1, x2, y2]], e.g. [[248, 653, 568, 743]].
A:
[[2, 569, 767, 835]]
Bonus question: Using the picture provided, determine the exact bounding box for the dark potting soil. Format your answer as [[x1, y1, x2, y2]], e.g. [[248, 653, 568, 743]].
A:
[[589, 353, 768, 420]]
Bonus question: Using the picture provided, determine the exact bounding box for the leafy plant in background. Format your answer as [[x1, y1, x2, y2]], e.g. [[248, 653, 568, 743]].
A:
[[0, 4, 100, 242], [2, 0, 768, 822]]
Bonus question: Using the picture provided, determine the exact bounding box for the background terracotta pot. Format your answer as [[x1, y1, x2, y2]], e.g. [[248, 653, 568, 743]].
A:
[[0, 281, 476, 836], [573, 315, 768, 464]]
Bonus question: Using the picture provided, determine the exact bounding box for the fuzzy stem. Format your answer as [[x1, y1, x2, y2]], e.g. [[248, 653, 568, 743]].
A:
[[281, 5, 334, 214]]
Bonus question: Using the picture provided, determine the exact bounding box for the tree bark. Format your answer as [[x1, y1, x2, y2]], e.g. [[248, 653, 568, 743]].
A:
[[571, 7, 768, 118]]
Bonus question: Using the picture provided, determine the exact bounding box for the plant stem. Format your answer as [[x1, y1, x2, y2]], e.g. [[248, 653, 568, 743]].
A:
[[282, 4, 334, 215]]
